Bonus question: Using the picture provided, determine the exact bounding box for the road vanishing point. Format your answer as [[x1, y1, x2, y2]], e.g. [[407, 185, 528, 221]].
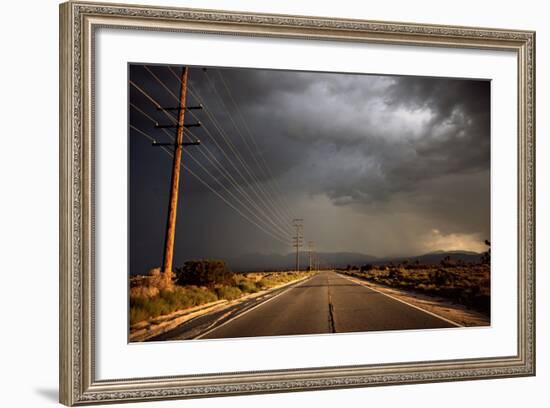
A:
[[148, 270, 459, 342]]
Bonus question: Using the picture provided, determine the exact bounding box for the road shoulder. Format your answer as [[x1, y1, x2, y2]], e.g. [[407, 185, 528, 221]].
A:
[[337, 272, 490, 327], [130, 273, 314, 342]]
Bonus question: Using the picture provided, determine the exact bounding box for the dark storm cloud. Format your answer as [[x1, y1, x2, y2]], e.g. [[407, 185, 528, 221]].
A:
[[202, 69, 490, 203], [129, 64, 490, 273]]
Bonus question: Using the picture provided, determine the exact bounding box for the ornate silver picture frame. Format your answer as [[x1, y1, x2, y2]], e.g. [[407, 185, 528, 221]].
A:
[[59, 1, 535, 405]]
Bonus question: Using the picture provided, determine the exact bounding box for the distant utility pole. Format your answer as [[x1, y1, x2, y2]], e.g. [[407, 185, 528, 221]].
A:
[[153, 66, 202, 284], [308, 241, 315, 272], [292, 218, 303, 273]]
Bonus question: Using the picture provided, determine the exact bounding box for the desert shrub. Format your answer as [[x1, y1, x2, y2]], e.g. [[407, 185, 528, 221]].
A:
[[129, 307, 149, 324], [405, 263, 427, 270], [398, 280, 412, 288], [252, 271, 310, 291], [360, 264, 374, 273], [130, 270, 310, 325], [238, 280, 258, 294], [481, 239, 491, 265], [345, 262, 490, 315], [255, 280, 267, 290], [131, 296, 171, 320], [183, 285, 218, 305], [215, 286, 242, 300], [433, 269, 452, 285], [260, 274, 286, 287], [130, 285, 159, 299], [175, 260, 235, 288], [129, 267, 174, 298], [129, 285, 219, 325], [416, 283, 437, 292]]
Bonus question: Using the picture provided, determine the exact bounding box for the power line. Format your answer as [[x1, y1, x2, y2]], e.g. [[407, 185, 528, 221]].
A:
[[168, 66, 293, 230], [129, 124, 290, 245], [187, 127, 292, 238], [131, 102, 291, 238], [150, 65, 292, 234], [187, 84, 292, 232], [130, 66, 308, 252], [200, 69, 294, 224], [130, 117, 290, 242], [187, 96, 293, 235], [202, 70, 293, 222], [213, 68, 296, 221], [130, 79, 292, 238]]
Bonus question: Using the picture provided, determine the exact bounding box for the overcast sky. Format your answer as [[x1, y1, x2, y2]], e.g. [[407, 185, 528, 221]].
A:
[[129, 64, 490, 275]]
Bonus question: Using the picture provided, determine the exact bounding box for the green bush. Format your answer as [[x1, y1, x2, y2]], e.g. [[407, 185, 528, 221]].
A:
[[175, 259, 235, 288]]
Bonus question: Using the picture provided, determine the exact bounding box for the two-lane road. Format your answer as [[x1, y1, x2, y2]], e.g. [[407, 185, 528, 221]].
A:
[[193, 270, 458, 340]]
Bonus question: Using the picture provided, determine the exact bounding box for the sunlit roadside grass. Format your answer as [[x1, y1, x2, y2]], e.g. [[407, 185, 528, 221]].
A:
[[130, 268, 312, 326]]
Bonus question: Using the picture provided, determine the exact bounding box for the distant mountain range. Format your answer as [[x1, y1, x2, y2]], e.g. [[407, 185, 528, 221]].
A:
[[380, 250, 483, 266], [225, 250, 484, 272]]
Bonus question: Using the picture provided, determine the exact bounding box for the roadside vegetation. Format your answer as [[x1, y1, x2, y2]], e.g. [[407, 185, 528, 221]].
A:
[[130, 260, 311, 325], [340, 256, 490, 316]]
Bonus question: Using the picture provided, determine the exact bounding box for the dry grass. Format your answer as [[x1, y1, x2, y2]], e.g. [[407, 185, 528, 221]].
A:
[[130, 270, 311, 325]]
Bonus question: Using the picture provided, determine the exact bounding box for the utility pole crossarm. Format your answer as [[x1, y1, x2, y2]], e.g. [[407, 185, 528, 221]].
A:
[[152, 141, 201, 147], [155, 122, 201, 129], [157, 104, 203, 111]]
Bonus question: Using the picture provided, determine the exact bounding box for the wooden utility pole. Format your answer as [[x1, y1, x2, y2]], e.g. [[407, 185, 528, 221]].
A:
[[308, 241, 314, 272], [292, 219, 303, 273], [161, 67, 189, 284]]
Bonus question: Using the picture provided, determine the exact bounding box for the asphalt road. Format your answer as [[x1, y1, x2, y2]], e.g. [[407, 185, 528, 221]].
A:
[[151, 270, 457, 341]]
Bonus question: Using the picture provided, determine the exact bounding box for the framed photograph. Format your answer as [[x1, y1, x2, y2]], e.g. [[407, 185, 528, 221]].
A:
[[59, 1, 536, 405]]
